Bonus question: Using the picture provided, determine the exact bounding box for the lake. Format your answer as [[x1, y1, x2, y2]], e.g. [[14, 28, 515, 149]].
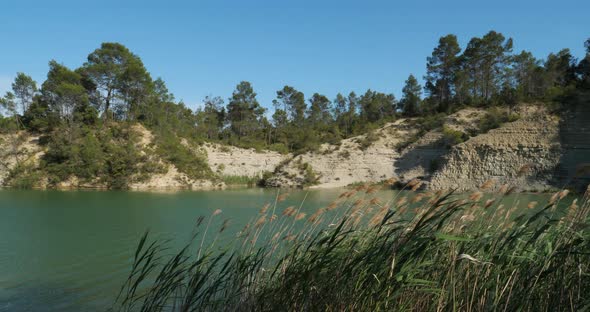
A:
[[0, 188, 565, 311]]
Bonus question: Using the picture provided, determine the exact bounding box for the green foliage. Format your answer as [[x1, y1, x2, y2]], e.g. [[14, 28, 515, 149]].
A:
[[356, 130, 379, 150], [359, 89, 396, 123], [0, 116, 19, 133], [1, 92, 20, 130], [154, 132, 213, 181], [399, 74, 422, 116], [475, 108, 520, 134], [82, 42, 153, 120], [416, 113, 446, 132], [115, 189, 590, 311], [226, 81, 266, 139], [4, 162, 41, 189], [294, 160, 320, 186], [11, 72, 37, 115], [274, 85, 306, 124], [425, 34, 462, 112], [396, 113, 447, 152], [102, 139, 141, 189], [220, 175, 261, 187], [268, 143, 290, 154], [40, 124, 164, 189], [3, 35, 590, 187], [441, 125, 468, 146], [259, 170, 274, 186], [22, 98, 52, 132], [78, 132, 104, 179], [303, 166, 319, 186]]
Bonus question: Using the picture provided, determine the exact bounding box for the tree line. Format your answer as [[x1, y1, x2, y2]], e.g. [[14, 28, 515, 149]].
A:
[[1, 32, 589, 156]]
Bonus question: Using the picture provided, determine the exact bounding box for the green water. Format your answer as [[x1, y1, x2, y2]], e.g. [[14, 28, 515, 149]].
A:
[[0, 189, 566, 311], [0, 188, 360, 311]]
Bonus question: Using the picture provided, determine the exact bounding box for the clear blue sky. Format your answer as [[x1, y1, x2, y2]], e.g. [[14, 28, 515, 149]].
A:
[[1, 0, 588, 111]]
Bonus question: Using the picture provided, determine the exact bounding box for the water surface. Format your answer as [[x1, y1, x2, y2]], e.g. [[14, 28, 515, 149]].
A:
[[0, 188, 356, 311], [0, 188, 568, 311]]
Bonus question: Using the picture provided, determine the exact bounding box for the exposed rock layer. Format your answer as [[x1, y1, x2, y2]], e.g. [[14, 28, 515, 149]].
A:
[[203, 143, 288, 178], [265, 119, 414, 188], [430, 111, 562, 191], [430, 105, 590, 192], [1, 105, 588, 191]]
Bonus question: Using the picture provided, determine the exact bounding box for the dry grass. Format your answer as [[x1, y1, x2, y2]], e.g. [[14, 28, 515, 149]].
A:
[[112, 185, 590, 311]]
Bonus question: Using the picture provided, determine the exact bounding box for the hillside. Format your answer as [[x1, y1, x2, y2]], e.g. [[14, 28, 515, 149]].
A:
[[430, 106, 561, 191], [1, 36, 587, 191], [2, 104, 587, 192]]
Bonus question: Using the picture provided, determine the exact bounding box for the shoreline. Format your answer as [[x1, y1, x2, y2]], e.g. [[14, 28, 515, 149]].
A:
[[0, 183, 574, 195]]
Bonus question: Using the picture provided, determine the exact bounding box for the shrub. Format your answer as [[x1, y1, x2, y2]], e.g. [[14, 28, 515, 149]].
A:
[[415, 113, 446, 132], [216, 163, 226, 173], [338, 150, 351, 159], [357, 131, 379, 150], [220, 175, 260, 187], [103, 140, 140, 189], [267, 143, 290, 155], [154, 132, 213, 181], [77, 132, 105, 179], [299, 162, 320, 186], [5, 162, 41, 188], [441, 126, 468, 147], [395, 132, 422, 152], [41, 124, 163, 189], [476, 108, 520, 134], [218, 145, 231, 153]]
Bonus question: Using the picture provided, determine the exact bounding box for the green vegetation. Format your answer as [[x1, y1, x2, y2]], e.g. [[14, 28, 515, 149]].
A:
[[220, 175, 262, 187], [5, 162, 41, 189], [475, 108, 521, 135], [153, 132, 212, 181], [113, 184, 590, 311], [40, 125, 167, 189], [291, 158, 320, 186], [441, 125, 468, 146], [356, 130, 379, 150], [1, 34, 589, 188]]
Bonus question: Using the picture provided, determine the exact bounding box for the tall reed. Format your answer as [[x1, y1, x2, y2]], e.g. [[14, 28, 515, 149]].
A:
[[112, 184, 590, 311]]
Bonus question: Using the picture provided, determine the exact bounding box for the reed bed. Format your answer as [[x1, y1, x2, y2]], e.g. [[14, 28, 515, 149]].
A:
[[112, 182, 590, 311]]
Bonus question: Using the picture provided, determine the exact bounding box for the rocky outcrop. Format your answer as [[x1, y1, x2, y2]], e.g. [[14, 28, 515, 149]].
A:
[[266, 119, 417, 188], [553, 103, 590, 190], [2, 104, 586, 192], [430, 108, 562, 192], [203, 143, 288, 178], [129, 166, 221, 191], [394, 108, 488, 182], [264, 109, 502, 189], [129, 125, 222, 191], [0, 132, 44, 186]]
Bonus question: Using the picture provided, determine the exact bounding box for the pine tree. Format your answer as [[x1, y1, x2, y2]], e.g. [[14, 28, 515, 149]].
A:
[[400, 74, 422, 117]]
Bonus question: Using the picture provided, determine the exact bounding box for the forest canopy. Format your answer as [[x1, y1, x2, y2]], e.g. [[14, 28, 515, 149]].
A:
[[0, 32, 589, 188]]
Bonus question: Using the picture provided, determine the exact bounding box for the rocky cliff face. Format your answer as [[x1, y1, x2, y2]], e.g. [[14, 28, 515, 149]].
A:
[[430, 107, 562, 192], [394, 108, 487, 182], [203, 143, 288, 178], [265, 119, 416, 188], [553, 104, 590, 190], [264, 108, 495, 189], [2, 105, 586, 191]]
